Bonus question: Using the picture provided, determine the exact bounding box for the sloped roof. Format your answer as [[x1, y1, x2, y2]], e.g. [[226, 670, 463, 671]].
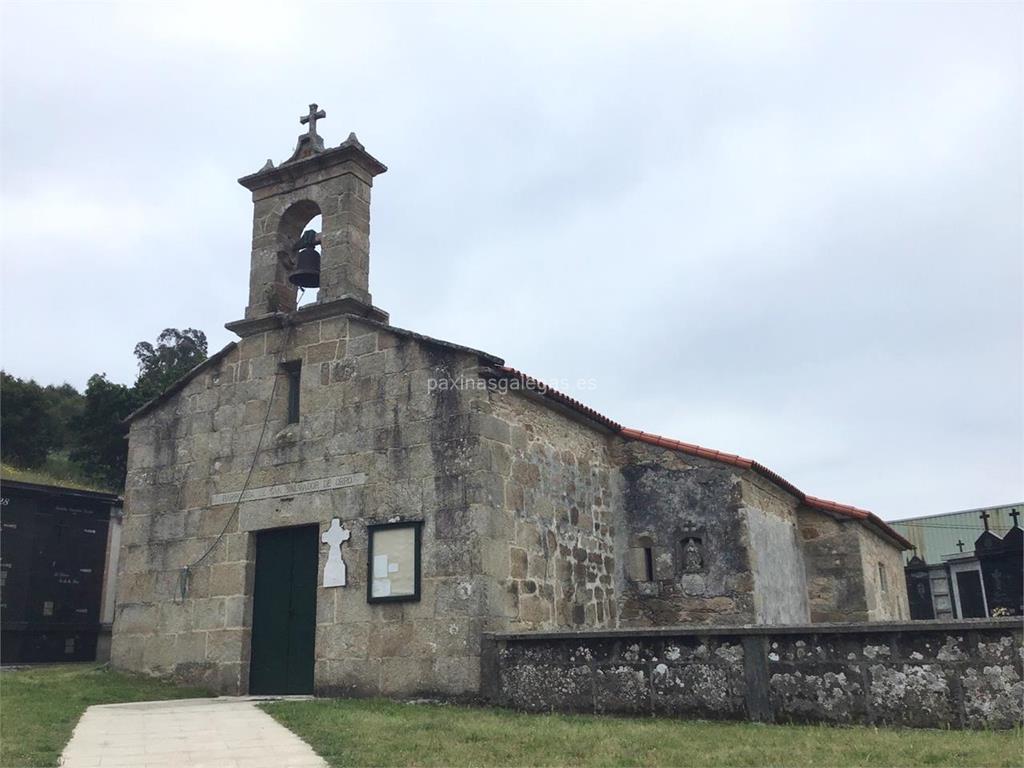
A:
[[121, 314, 909, 549], [493, 366, 912, 550], [0, 463, 121, 497], [0, 475, 122, 504], [124, 314, 505, 426], [889, 503, 1022, 563]]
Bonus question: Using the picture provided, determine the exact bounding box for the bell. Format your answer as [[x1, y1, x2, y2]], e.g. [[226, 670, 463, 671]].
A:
[[289, 246, 320, 288]]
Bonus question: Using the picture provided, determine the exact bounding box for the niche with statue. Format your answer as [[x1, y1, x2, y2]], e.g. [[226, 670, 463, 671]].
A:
[[676, 526, 707, 575]]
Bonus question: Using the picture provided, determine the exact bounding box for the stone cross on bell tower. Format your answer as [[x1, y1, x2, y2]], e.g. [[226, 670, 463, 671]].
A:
[[294, 103, 326, 157], [301, 103, 326, 134], [228, 104, 388, 336]]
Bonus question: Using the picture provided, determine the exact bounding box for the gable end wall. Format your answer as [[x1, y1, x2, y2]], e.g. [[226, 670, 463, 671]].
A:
[[112, 317, 497, 697]]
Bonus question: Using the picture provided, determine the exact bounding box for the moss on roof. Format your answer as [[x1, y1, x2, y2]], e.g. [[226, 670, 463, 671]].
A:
[[0, 462, 120, 495]]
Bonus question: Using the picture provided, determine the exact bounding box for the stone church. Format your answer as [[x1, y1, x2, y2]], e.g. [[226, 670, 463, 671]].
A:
[[110, 106, 911, 697]]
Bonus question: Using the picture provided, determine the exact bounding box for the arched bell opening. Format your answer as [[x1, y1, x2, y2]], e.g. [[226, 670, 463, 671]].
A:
[[295, 214, 322, 307], [275, 200, 322, 310]]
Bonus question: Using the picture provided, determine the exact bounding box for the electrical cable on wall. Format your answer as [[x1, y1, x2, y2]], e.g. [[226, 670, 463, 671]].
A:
[[174, 320, 296, 602]]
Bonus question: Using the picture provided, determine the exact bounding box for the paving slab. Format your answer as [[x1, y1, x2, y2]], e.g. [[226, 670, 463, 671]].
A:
[[59, 697, 327, 768]]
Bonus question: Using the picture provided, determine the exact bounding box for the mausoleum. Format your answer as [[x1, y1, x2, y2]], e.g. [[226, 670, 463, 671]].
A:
[[110, 107, 911, 696]]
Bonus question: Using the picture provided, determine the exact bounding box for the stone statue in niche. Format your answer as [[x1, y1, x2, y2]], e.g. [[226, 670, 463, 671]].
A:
[[682, 537, 704, 573], [321, 518, 350, 587]]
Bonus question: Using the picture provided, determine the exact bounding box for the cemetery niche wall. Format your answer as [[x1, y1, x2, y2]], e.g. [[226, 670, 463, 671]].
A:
[[0, 479, 123, 663], [976, 513, 1023, 616], [901, 507, 1023, 621]]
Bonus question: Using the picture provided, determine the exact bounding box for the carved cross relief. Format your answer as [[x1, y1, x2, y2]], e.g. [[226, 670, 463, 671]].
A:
[[321, 518, 350, 588]]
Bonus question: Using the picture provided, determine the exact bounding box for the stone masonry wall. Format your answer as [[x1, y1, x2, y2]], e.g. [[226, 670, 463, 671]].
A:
[[479, 389, 620, 631], [481, 619, 1024, 729], [857, 525, 909, 621], [112, 315, 495, 696], [614, 441, 755, 626], [797, 508, 870, 622], [243, 156, 378, 318], [113, 310, 918, 699]]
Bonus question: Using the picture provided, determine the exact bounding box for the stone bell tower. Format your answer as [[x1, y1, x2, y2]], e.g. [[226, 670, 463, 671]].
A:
[[227, 104, 388, 337]]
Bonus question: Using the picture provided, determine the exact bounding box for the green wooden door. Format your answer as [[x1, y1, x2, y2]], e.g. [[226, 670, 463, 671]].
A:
[[249, 525, 317, 694]]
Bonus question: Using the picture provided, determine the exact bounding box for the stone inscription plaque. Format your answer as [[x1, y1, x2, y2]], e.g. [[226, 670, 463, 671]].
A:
[[211, 473, 367, 506]]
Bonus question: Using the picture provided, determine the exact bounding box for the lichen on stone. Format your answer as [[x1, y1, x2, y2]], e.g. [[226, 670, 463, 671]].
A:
[[936, 635, 967, 661]]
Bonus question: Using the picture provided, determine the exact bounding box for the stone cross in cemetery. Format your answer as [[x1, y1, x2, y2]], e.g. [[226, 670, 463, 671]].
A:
[[321, 518, 350, 588], [974, 508, 1023, 615]]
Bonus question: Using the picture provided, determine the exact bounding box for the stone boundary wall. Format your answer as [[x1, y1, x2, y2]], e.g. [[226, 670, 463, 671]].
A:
[[480, 619, 1023, 729]]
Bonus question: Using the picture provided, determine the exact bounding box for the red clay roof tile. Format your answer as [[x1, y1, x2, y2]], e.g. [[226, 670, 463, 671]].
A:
[[496, 366, 912, 550]]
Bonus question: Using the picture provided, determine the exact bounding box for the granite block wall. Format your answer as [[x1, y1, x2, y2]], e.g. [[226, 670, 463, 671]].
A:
[[615, 441, 755, 627], [112, 316, 495, 696], [798, 509, 872, 622], [857, 525, 910, 621], [113, 315, 913, 700], [480, 386, 620, 631]]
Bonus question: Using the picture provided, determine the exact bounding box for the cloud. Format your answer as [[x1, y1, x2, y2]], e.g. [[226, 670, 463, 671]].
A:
[[1, 1, 1020, 517]]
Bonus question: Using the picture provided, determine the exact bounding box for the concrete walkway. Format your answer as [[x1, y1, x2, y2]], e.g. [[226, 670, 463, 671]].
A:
[[60, 697, 327, 768]]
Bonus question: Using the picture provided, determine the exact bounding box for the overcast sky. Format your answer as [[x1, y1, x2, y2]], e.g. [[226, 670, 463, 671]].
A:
[[1, 2, 1021, 519]]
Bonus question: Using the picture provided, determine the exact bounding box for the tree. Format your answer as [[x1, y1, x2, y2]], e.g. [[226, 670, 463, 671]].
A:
[[133, 328, 208, 402], [0, 372, 62, 467], [69, 374, 141, 488], [69, 328, 208, 488], [2, 328, 208, 489], [41, 382, 85, 450]]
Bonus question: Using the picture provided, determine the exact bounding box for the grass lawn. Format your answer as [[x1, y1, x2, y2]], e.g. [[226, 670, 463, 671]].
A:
[[0, 664, 209, 768], [264, 698, 1024, 768]]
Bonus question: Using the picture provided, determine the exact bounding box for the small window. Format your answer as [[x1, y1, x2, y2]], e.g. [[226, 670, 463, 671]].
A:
[[282, 361, 301, 423], [367, 521, 423, 603], [643, 547, 654, 582], [878, 562, 888, 593], [64, 638, 75, 654]]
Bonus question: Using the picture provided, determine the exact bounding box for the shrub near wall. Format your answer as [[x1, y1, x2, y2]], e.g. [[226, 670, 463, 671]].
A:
[[481, 619, 1023, 730]]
